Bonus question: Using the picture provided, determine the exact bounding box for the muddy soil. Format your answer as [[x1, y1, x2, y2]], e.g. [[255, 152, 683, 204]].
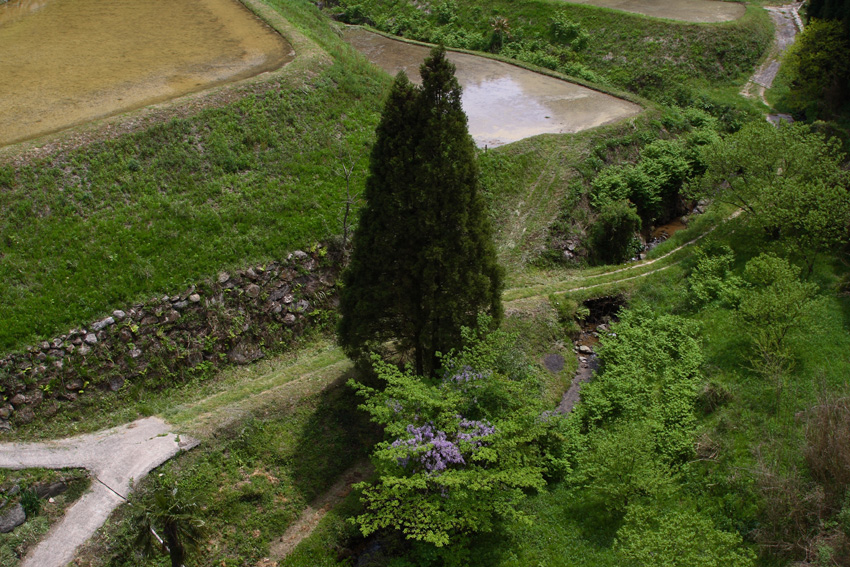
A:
[[0, 0, 294, 147]]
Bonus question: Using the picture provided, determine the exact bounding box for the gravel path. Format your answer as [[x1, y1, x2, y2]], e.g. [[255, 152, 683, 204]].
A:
[[741, 2, 803, 104], [0, 417, 197, 567]]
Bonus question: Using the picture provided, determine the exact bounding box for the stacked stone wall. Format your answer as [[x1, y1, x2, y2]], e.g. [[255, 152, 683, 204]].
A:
[[0, 247, 338, 431]]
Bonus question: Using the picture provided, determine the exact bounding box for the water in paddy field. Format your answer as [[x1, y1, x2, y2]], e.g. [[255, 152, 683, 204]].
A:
[[563, 0, 745, 23], [343, 28, 642, 148], [0, 0, 294, 147]]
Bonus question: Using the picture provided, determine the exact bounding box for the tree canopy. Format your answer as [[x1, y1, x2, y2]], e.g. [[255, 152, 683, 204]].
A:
[[694, 121, 850, 266], [338, 46, 503, 376]]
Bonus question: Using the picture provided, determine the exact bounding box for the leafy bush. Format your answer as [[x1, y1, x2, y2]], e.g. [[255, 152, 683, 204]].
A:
[[695, 121, 849, 255], [337, 3, 373, 25], [687, 243, 740, 307], [573, 422, 674, 514], [434, 0, 459, 25], [550, 10, 589, 51], [778, 18, 850, 119], [616, 503, 756, 566], [588, 199, 642, 265], [737, 254, 820, 382], [349, 322, 569, 547], [590, 136, 699, 229], [576, 306, 703, 462], [549, 295, 585, 338]]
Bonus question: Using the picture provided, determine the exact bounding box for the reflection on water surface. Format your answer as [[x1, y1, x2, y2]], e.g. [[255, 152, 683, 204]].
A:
[[344, 28, 641, 147], [562, 0, 745, 23], [0, 0, 293, 147]]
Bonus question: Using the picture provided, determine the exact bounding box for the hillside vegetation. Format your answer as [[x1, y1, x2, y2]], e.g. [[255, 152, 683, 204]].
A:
[[3, 1, 850, 567]]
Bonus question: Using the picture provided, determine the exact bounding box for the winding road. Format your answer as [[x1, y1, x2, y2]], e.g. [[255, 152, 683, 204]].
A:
[[741, 2, 803, 105]]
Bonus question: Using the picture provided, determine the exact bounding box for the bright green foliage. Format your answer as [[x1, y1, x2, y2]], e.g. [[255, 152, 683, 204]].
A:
[[573, 422, 674, 514], [696, 121, 848, 222], [781, 18, 850, 118], [349, 324, 567, 547], [737, 254, 820, 378], [550, 10, 589, 51], [591, 137, 700, 227], [687, 243, 741, 306], [338, 47, 503, 376], [616, 503, 756, 567], [757, 176, 850, 269], [576, 307, 703, 462]]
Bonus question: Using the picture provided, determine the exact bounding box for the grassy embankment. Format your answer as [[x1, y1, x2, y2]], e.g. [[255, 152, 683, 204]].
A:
[[0, 0, 388, 354]]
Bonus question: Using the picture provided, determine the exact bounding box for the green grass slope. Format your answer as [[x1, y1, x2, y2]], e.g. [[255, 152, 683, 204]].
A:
[[0, 1, 391, 353]]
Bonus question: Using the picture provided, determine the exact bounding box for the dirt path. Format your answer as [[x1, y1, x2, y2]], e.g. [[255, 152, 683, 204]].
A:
[[505, 210, 741, 306], [0, 417, 196, 567], [741, 2, 803, 105], [261, 461, 372, 564]]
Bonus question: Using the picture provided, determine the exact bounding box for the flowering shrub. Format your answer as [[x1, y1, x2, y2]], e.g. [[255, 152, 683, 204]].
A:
[[349, 323, 569, 547], [391, 423, 466, 472], [390, 418, 496, 473]]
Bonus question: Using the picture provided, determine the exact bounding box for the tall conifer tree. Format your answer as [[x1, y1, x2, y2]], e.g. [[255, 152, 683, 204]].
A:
[[338, 47, 503, 376]]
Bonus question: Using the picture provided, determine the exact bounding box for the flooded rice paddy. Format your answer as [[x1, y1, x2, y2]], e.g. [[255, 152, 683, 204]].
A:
[[563, 0, 745, 23], [0, 0, 293, 147], [344, 28, 641, 148]]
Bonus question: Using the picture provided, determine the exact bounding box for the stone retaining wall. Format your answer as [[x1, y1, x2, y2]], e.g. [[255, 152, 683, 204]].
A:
[[0, 247, 338, 431]]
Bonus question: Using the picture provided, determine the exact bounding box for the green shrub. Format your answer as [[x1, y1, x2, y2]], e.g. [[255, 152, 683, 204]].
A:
[[573, 422, 674, 515], [616, 503, 756, 566], [576, 306, 703, 462], [687, 244, 740, 307], [350, 321, 569, 548], [588, 199, 642, 265]]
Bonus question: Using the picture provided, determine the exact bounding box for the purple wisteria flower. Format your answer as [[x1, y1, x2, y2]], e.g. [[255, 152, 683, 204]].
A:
[[457, 418, 496, 448], [445, 365, 486, 384], [391, 423, 464, 473], [390, 418, 496, 473]]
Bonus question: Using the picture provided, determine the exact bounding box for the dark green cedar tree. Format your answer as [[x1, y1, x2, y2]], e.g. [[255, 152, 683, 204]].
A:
[[338, 46, 503, 376]]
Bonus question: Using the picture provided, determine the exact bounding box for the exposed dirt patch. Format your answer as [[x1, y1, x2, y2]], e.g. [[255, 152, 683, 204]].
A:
[[267, 461, 372, 563]]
